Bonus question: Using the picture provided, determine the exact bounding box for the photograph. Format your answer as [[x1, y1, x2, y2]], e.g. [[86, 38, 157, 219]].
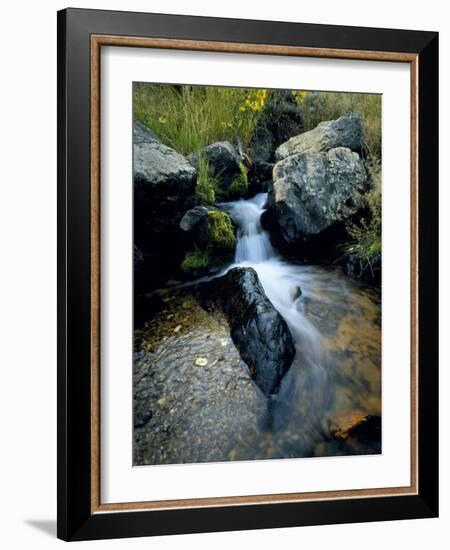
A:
[[132, 83, 382, 466]]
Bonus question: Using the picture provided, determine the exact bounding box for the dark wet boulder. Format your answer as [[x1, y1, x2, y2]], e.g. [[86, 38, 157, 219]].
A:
[[133, 135, 197, 289], [275, 113, 363, 161], [179, 206, 210, 232], [344, 252, 381, 287], [262, 147, 370, 259], [249, 90, 304, 163], [203, 267, 296, 396], [188, 141, 242, 189], [248, 161, 274, 195]]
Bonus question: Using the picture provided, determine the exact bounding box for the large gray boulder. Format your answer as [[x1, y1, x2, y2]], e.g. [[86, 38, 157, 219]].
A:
[[133, 130, 197, 289], [189, 141, 241, 188], [262, 147, 370, 255], [275, 113, 363, 161], [133, 120, 160, 144], [203, 267, 296, 396], [134, 141, 197, 198]]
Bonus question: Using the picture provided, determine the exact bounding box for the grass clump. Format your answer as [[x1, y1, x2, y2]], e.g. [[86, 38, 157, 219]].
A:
[[133, 83, 265, 156], [345, 160, 381, 277], [195, 155, 217, 205]]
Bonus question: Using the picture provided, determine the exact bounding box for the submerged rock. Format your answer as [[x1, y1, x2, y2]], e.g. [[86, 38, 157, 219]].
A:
[[262, 146, 370, 258], [203, 267, 296, 396], [275, 113, 363, 161], [330, 411, 381, 445]]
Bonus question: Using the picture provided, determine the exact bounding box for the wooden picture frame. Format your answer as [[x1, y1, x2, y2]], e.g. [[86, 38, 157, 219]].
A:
[[57, 8, 438, 541]]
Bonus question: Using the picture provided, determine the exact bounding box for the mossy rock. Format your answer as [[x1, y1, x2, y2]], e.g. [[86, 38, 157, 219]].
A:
[[216, 163, 249, 201], [181, 249, 210, 273], [204, 210, 236, 252], [181, 209, 236, 275]]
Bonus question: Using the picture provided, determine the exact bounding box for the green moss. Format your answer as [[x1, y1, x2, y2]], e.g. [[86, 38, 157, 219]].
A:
[[180, 210, 236, 275], [181, 249, 210, 273], [206, 210, 236, 252]]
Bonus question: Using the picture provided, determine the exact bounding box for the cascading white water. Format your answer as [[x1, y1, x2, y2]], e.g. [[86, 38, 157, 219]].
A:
[[224, 193, 323, 363], [232, 193, 275, 264]]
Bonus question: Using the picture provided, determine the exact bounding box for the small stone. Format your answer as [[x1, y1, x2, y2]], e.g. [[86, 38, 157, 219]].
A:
[[173, 325, 182, 333], [290, 286, 302, 301], [194, 357, 208, 367], [220, 338, 228, 347]]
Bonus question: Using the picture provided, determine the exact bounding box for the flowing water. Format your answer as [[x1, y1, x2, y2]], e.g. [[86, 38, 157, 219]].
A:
[[134, 193, 381, 464], [220, 193, 381, 458]]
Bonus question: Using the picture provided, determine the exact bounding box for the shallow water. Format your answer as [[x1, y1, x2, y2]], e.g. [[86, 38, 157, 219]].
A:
[[133, 194, 381, 464]]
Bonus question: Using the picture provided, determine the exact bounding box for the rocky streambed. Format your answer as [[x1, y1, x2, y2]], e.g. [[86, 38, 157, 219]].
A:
[[133, 109, 382, 466], [133, 194, 381, 465]]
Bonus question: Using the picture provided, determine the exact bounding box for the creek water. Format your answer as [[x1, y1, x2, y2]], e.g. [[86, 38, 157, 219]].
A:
[[134, 193, 381, 464], [220, 193, 381, 457]]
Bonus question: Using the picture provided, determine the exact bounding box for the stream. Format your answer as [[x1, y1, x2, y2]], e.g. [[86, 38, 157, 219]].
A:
[[133, 193, 381, 465]]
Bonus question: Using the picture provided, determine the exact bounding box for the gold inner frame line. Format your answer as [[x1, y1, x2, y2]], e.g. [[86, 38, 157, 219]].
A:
[[90, 34, 419, 514]]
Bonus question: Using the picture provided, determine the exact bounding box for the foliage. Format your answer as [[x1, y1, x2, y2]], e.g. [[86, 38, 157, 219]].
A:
[[292, 90, 382, 159], [345, 159, 382, 274], [239, 89, 268, 113], [195, 155, 217, 206], [133, 83, 266, 156]]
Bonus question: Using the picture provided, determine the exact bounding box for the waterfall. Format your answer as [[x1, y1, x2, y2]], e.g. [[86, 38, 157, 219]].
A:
[[230, 193, 274, 264], [224, 193, 322, 362]]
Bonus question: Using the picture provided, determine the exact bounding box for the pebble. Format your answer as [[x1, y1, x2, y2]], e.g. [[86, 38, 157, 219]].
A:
[[195, 357, 208, 367]]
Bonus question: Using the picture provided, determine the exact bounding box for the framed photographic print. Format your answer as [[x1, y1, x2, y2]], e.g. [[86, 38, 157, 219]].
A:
[[57, 8, 439, 541]]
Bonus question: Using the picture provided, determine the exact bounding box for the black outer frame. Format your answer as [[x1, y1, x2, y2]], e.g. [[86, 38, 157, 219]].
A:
[[57, 8, 439, 542]]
